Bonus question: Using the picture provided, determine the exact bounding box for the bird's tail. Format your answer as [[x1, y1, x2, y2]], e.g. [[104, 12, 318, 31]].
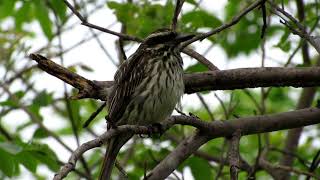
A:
[[99, 134, 132, 180]]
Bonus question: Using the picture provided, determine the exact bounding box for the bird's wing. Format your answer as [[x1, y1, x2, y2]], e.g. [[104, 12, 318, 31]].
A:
[[107, 48, 149, 124]]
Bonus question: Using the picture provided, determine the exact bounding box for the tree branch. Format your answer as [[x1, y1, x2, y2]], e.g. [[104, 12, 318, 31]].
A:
[[269, 1, 320, 54], [228, 130, 241, 180], [259, 149, 320, 179], [171, 0, 185, 31], [29, 53, 320, 100], [182, 48, 219, 71], [54, 107, 320, 179], [29, 53, 112, 100], [146, 107, 320, 179], [183, 67, 320, 93]]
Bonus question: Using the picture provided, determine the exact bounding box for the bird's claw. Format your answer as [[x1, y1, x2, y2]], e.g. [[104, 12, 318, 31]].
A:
[[138, 123, 164, 138], [105, 115, 117, 129], [148, 123, 164, 137]]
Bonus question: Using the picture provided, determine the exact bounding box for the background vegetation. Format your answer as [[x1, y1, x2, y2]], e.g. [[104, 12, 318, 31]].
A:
[[0, 0, 320, 179]]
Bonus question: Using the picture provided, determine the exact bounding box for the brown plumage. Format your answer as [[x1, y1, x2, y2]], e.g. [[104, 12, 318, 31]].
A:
[[99, 29, 194, 180]]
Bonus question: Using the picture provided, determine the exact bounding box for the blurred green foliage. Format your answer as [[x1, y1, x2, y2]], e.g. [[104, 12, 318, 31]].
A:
[[0, 0, 320, 179]]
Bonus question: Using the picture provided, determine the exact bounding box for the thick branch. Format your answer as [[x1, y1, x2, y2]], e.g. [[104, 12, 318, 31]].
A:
[[183, 67, 320, 93], [54, 107, 320, 179], [29, 54, 320, 100], [146, 107, 320, 179]]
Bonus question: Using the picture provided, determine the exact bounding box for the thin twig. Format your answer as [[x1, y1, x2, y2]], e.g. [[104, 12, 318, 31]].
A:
[[63, 0, 142, 42], [115, 161, 129, 179], [259, 149, 320, 179], [182, 48, 219, 71], [0, 124, 13, 141], [269, 1, 320, 54], [0, 84, 73, 152], [196, 93, 215, 120], [260, 0, 267, 39], [83, 102, 107, 128], [215, 139, 228, 180], [228, 130, 241, 180], [90, 29, 118, 66], [306, 149, 320, 180], [214, 93, 228, 119], [171, 0, 185, 31], [180, 0, 264, 48], [243, 89, 263, 114]]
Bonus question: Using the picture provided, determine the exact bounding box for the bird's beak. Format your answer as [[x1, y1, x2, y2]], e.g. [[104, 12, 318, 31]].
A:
[[174, 33, 195, 43]]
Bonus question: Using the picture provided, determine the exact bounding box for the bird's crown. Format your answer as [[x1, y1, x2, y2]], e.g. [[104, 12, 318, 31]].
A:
[[143, 28, 194, 46]]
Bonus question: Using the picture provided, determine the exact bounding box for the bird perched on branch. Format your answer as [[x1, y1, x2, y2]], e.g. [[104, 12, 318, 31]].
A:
[[99, 29, 194, 180]]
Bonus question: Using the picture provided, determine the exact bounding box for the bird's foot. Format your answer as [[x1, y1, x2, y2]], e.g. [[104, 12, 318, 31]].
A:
[[138, 123, 164, 138], [105, 115, 117, 129], [148, 123, 164, 137]]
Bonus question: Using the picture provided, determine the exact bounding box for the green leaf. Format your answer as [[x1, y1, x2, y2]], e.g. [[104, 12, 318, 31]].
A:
[[33, 128, 49, 139], [108, 1, 174, 38], [181, 10, 222, 30], [276, 41, 291, 52], [266, 88, 294, 112], [107, 1, 139, 23], [219, 10, 262, 57], [24, 142, 59, 171], [0, 0, 16, 19], [225, 0, 241, 20], [14, 1, 33, 30], [185, 63, 208, 73], [79, 64, 94, 72], [0, 148, 17, 177], [274, 30, 291, 52], [0, 142, 22, 155], [186, 157, 213, 180], [28, 103, 42, 120], [0, 99, 17, 107], [185, 0, 197, 5], [33, 0, 53, 39], [16, 151, 38, 173], [33, 90, 53, 107], [69, 100, 82, 130], [0, 90, 25, 107], [50, 0, 67, 22], [16, 121, 33, 131]]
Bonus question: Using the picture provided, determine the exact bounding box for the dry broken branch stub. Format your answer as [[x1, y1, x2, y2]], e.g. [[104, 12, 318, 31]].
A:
[[29, 53, 112, 100]]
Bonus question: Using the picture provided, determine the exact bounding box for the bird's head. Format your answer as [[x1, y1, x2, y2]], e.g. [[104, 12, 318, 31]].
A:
[[143, 28, 194, 47]]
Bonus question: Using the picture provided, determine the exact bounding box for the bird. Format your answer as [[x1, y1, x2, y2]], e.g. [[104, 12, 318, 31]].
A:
[[99, 29, 194, 180]]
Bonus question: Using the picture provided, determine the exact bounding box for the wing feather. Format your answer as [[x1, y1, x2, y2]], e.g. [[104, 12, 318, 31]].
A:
[[107, 48, 149, 124]]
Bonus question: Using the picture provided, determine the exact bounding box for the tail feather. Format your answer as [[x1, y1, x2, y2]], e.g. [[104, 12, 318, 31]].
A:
[[99, 134, 132, 180]]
